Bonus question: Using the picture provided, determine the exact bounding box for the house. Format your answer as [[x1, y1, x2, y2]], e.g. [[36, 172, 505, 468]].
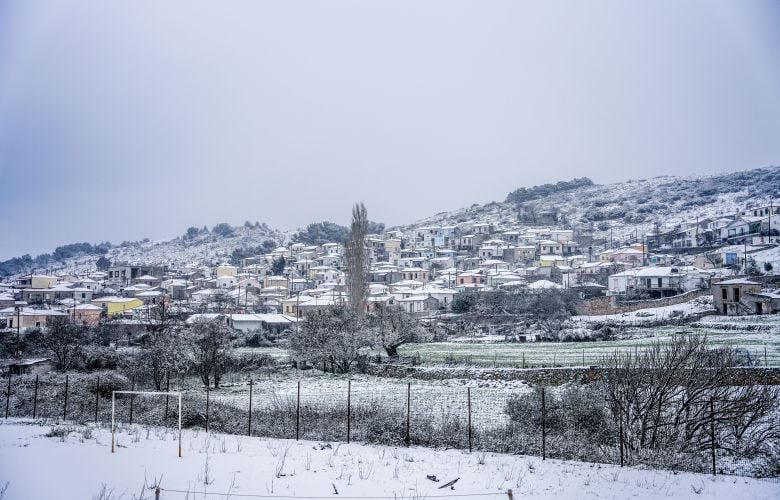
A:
[[12, 275, 58, 289], [69, 303, 103, 326], [720, 217, 763, 243], [264, 276, 289, 290], [216, 275, 238, 288], [398, 294, 440, 314], [133, 275, 161, 286], [108, 264, 167, 284], [91, 296, 144, 317], [229, 313, 297, 334], [472, 223, 493, 235], [136, 290, 164, 305], [1, 308, 68, 330], [538, 240, 562, 256], [740, 204, 780, 219], [608, 266, 710, 298], [607, 247, 644, 267], [401, 267, 429, 282], [456, 271, 485, 286], [712, 279, 763, 315]]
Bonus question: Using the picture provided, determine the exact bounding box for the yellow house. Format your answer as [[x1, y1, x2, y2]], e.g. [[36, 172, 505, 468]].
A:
[[91, 297, 144, 316], [539, 255, 566, 267]]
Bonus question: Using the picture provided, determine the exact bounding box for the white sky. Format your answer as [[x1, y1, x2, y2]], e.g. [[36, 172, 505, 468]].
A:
[[0, 0, 779, 259]]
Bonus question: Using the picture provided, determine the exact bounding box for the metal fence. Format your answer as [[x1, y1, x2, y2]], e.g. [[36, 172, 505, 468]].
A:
[[3, 371, 778, 480]]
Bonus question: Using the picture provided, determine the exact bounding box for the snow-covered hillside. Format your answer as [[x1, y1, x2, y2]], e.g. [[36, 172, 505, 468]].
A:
[[104, 224, 288, 268], [398, 166, 780, 243], [4, 166, 779, 278], [0, 420, 776, 500], [2, 224, 289, 277]]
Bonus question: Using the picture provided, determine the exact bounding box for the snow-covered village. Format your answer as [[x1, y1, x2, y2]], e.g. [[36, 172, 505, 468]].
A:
[[1, 2, 779, 499]]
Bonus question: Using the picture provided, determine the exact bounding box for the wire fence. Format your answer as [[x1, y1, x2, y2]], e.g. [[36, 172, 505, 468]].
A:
[[402, 345, 779, 368], [3, 370, 779, 481]]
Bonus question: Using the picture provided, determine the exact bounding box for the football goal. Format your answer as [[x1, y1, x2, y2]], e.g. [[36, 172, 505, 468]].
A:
[[111, 390, 182, 457]]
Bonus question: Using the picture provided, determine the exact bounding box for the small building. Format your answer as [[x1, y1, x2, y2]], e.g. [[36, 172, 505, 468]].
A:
[[712, 279, 762, 315], [69, 303, 103, 326], [229, 313, 297, 334], [7, 358, 52, 375], [712, 278, 780, 316]]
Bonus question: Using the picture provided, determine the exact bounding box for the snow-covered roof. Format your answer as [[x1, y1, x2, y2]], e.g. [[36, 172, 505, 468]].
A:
[[528, 280, 563, 289], [714, 278, 760, 286]]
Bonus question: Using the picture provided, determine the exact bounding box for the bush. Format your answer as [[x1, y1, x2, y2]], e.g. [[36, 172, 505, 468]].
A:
[[80, 346, 121, 371], [505, 385, 611, 444], [93, 372, 131, 397]]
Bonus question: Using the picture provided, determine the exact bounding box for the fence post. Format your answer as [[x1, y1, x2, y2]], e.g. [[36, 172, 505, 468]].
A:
[[4, 370, 10, 419], [765, 347, 768, 367], [111, 392, 115, 453], [295, 380, 300, 441], [129, 376, 135, 425], [710, 398, 716, 476], [63, 374, 69, 421], [165, 371, 170, 420], [405, 382, 411, 447], [32, 374, 39, 419], [346, 380, 351, 444], [248, 379, 253, 437], [95, 376, 100, 424], [522, 352, 525, 369], [619, 420, 624, 467], [205, 384, 210, 433], [582, 349, 585, 366], [467, 386, 472, 452], [541, 387, 546, 461]]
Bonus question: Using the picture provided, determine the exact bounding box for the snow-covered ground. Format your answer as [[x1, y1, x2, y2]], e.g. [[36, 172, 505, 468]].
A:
[[0, 420, 776, 500]]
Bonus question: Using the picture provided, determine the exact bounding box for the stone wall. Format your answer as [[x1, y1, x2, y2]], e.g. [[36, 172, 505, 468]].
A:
[[575, 288, 712, 316], [368, 364, 780, 386]]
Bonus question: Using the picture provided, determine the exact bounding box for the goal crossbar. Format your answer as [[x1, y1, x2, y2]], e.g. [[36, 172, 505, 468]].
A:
[[111, 390, 182, 457]]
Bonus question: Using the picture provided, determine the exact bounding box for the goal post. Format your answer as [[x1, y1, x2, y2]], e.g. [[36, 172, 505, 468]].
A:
[[111, 390, 183, 457]]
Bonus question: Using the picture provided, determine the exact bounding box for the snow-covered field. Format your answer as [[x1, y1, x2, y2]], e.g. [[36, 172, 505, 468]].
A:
[[0, 420, 776, 500], [399, 320, 780, 367]]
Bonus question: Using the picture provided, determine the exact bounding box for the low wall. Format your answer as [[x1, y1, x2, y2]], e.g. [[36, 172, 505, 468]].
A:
[[368, 364, 780, 386], [575, 288, 712, 316]]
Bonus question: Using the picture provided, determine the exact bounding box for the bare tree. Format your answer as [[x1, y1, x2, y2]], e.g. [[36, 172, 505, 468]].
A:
[[370, 304, 432, 357], [601, 335, 779, 460], [42, 316, 88, 370], [187, 317, 233, 388], [345, 202, 369, 316], [525, 289, 577, 339], [290, 305, 371, 372], [140, 327, 189, 390]]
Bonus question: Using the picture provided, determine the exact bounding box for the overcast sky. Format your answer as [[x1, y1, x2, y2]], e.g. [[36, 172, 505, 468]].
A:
[[1, 0, 779, 259]]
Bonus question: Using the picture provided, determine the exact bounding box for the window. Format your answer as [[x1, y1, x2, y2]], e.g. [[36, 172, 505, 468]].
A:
[[35, 321, 41, 327], [657, 278, 663, 288], [733, 288, 740, 302], [721, 288, 728, 300]]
